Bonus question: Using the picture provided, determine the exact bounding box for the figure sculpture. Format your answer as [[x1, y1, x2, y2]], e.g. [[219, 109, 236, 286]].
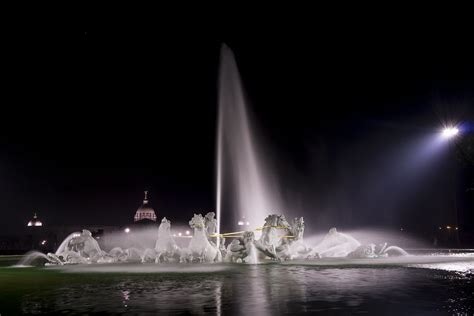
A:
[[34, 213, 408, 266]]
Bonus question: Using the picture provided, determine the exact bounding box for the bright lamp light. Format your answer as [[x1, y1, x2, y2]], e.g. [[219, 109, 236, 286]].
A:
[[442, 127, 459, 139]]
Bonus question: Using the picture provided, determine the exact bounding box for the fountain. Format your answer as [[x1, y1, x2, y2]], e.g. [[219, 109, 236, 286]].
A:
[[15, 44, 473, 270], [19, 210, 411, 267], [216, 44, 281, 235]]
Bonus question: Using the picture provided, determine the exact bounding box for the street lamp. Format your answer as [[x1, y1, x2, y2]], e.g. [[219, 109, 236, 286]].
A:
[[440, 124, 462, 246], [442, 127, 459, 139]]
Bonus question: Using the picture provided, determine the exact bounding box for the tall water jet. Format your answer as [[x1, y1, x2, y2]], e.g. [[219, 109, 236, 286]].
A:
[[216, 104, 223, 249], [216, 44, 281, 235]]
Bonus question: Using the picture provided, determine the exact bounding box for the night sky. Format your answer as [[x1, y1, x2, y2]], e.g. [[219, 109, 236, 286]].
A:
[[1, 25, 473, 235]]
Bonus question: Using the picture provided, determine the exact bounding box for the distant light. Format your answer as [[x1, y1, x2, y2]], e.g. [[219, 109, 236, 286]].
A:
[[455, 227, 459, 230], [27, 221, 43, 227], [178, 232, 182, 237], [73, 233, 81, 238], [438, 227, 442, 230], [27, 213, 43, 227], [442, 127, 459, 139], [185, 230, 190, 235], [124, 228, 130, 233], [446, 225, 451, 230], [41, 240, 47, 245], [237, 216, 250, 226], [400, 228, 404, 231]]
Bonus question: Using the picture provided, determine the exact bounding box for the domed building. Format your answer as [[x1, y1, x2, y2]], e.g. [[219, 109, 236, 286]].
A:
[[134, 191, 157, 223], [27, 213, 43, 227]]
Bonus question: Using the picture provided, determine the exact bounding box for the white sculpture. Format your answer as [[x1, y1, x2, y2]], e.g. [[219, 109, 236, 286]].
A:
[[155, 217, 181, 262], [225, 231, 259, 263], [181, 214, 222, 263], [49, 229, 109, 264], [276, 217, 312, 260], [311, 228, 361, 258], [37, 213, 407, 266], [347, 243, 409, 258], [204, 212, 217, 238]]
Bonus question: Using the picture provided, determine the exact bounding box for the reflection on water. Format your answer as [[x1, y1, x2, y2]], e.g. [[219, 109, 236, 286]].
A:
[[14, 264, 474, 314], [121, 289, 130, 307], [215, 278, 222, 316]]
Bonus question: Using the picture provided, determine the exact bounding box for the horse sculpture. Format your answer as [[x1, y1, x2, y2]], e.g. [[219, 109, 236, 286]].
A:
[[37, 213, 408, 266], [154, 217, 181, 263], [49, 229, 111, 264], [254, 214, 292, 260], [225, 214, 310, 262], [276, 217, 312, 260], [181, 214, 221, 263]]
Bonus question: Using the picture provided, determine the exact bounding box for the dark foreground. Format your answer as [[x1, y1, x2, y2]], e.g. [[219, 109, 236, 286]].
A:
[[0, 256, 473, 315]]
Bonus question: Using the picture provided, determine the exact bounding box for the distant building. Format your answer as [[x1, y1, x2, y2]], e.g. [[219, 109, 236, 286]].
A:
[[134, 190, 157, 223], [24, 212, 45, 251]]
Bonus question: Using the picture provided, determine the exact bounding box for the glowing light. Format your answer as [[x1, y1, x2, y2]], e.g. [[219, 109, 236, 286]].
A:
[[124, 228, 130, 233], [178, 232, 182, 237], [237, 217, 250, 226], [27, 213, 42, 227], [27, 221, 43, 227], [455, 227, 459, 230], [438, 227, 442, 230], [400, 228, 404, 231], [73, 233, 81, 238], [446, 225, 451, 230], [441, 127, 459, 139], [185, 230, 190, 235], [41, 240, 47, 245]]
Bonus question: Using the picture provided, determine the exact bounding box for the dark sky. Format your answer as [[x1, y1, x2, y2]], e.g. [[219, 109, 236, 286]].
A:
[[1, 24, 473, 235]]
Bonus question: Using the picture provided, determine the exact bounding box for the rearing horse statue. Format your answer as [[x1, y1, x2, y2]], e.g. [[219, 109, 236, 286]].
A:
[[181, 214, 222, 263]]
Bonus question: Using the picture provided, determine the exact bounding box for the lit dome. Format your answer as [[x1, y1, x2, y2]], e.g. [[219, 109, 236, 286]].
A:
[[134, 191, 157, 222], [27, 213, 43, 227]]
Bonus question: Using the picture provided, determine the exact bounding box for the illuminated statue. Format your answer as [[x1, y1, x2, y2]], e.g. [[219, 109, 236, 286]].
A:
[[204, 212, 217, 239], [180, 214, 222, 263], [154, 217, 180, 263]]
